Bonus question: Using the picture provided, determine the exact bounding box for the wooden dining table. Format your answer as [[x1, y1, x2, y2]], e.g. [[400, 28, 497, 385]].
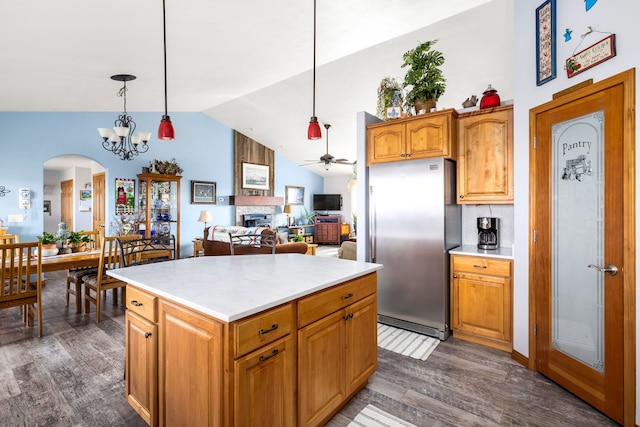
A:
[[39, 249, 103, 273]]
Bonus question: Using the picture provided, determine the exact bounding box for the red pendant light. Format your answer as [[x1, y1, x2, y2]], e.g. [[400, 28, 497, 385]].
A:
[[158, 0, 175, 140], [307, 0, 321, 140]]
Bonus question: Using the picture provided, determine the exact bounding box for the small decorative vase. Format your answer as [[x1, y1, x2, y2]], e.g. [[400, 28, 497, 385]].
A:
[[414, 98, 436, 114], [479, 84, 501, 109]]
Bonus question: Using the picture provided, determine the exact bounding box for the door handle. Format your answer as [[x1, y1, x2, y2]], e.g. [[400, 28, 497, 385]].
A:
[[587, 264, 618, 276]]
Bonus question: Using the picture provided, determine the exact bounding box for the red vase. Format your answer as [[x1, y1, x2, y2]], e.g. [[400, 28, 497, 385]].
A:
[[480, 84, 501, 109]]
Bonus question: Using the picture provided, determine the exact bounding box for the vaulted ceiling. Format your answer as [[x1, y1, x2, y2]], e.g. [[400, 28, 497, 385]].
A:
[[2, 0, 501, 176]]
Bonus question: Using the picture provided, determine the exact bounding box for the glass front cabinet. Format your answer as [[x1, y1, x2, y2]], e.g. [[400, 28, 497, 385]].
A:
[[137, 173, 181, 258]]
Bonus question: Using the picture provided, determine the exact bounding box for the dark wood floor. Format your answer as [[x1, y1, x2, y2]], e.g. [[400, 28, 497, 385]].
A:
[[0, 271, 620, 426]]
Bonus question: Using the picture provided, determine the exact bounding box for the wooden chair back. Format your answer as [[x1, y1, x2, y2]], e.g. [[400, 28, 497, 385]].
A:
[[0, 234, 20, 245], [229, 232, 277, 255], [118, 235, 176, 267], [81, 230, 101, 250], [0, 241, 43, 336]]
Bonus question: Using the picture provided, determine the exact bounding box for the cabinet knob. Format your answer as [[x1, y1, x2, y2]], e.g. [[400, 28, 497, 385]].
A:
[[459, 195, 464, 199], [144, 332, 152, 339], [453, 275, 457, 279]]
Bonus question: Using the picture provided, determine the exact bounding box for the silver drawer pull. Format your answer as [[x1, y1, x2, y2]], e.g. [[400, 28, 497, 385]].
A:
[[259, 349, 279, 362], [259, 324, 278, 335], [131, 300, 143, 307], [341, 293, 353, 300]]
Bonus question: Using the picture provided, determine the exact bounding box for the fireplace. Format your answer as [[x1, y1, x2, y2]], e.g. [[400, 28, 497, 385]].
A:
[[243, 213, 272, 228]]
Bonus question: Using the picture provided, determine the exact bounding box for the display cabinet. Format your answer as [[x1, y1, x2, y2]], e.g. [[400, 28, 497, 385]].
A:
[[137, 173, 181, 258]]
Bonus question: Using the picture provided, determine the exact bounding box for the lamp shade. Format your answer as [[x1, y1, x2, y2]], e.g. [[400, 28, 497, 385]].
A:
[[283, 204, 293, 214], [158, 115, 175, 140], [307, 117, 322, 140], [197, 210, 213, 223]]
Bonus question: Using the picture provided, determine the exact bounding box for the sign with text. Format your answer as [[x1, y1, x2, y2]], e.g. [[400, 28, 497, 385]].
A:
[[566, 34, 616, 78]]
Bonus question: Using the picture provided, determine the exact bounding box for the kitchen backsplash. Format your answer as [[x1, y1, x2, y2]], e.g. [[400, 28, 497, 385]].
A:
[[461, 204, 514, 248]]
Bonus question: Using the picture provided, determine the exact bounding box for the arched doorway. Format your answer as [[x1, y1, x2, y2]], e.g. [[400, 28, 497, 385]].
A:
[[43, 155, 106, 234]]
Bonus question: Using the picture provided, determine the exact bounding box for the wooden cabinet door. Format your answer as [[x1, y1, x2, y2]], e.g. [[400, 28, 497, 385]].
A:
[[451, 271, 512, 350], [234, 336, 295, 427], [457, 106, 513, 204], [298, 310, 345, 427], [159, 300, 225, 427], [344, 295, 377, 395], [126, 311, 157, 426], [406, 112, 456, 160], [367, 122, 405, 164]]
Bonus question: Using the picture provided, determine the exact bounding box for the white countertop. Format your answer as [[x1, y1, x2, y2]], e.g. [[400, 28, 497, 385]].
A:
[[449, 245, 513, 259], [107, 254, 382, 322]]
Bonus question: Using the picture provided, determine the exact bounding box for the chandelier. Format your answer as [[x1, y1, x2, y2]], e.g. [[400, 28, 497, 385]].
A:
[[97, 74, 152, 161]]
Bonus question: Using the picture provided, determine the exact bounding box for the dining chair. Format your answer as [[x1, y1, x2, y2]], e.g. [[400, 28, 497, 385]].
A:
[[83, 235, 138, 322], [0, 241, 43, 337], [65, 230, 101, 313], [229, 232, 276, 255], [0, 234, 19, 245], [117, 235, 176, 267]]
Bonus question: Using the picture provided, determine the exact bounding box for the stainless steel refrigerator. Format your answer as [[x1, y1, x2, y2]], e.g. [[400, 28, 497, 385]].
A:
[[369, 158, 461, 340]]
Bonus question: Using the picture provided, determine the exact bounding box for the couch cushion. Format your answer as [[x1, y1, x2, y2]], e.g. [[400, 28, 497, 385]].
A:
[[206, 225, 270, 242]]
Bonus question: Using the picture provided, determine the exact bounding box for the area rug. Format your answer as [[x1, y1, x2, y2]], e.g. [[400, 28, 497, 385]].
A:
[[348, 404, 417, 427], [377, 323, 439, 361]]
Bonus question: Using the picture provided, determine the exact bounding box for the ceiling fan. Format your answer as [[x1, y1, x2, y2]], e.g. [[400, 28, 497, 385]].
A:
[[302, 123, 354, 170]]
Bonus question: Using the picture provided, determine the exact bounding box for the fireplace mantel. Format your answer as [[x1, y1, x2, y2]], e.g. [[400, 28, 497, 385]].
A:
[[229, 196, 284, 206]]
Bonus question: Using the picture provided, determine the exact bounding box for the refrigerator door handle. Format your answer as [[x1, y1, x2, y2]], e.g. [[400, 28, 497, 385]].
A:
[[369, 185, 376, 262]]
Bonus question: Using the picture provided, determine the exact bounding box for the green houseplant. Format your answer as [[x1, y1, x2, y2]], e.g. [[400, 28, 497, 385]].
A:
[[401, 39, 446, 112], [376, 77, 404, 120], [37, 231, 59, 246], [67, 231, 94, 252]]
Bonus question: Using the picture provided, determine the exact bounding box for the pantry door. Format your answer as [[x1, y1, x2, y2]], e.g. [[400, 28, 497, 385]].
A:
[[529, 69, 635, 425]]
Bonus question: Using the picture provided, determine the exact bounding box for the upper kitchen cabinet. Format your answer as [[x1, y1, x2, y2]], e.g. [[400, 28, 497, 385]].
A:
[[367, 109, 458, 165], [457, 104, 513, 204]]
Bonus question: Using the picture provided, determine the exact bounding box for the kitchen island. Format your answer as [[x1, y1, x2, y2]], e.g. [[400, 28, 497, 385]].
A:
[[108, 254, 382, 427]]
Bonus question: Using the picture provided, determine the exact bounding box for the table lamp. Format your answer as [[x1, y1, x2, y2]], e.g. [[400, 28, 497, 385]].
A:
[[283, 204, 293, 226], [198, 210, 213, 229]]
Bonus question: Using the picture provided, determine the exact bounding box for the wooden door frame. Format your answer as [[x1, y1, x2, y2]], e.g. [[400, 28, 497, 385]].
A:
[[528, 68, 636, 425]]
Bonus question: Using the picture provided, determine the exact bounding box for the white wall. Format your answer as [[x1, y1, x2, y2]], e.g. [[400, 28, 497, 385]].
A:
[[513, 1, 640, 422], [323, 175, 354, 226]]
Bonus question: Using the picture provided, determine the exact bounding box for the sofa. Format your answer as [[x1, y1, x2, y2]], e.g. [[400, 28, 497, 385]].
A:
[[203, 225, 308, 256]]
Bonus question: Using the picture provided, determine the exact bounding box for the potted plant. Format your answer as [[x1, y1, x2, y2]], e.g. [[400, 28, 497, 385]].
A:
[[37, 231, 59, 256], [376, 77, 404, 120], [67, 231, 94, 252], [401, 39, 447, 113]]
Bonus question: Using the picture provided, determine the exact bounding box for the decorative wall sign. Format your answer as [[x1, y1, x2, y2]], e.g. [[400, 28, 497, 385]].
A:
[[536, 0, 556, 86], [115, 178, 135, 215], [0, 186, 10, 197], [566, 34, 616, 78]]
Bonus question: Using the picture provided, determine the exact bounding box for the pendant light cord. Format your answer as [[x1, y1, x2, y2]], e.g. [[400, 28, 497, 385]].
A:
[[162, 0, 168, 116], [312, 0, 317, 117]]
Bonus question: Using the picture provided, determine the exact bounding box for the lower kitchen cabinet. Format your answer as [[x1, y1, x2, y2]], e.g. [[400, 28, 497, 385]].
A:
[[125, 272, 378, 427], [125, 310, 157, 426], [450, 254, 513, 352], [234, 336, 295, 427], [298, 278, 377, 427]]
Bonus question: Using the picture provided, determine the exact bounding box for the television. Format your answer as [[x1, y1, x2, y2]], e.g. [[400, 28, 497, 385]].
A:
[[313, 194, 342, 211]]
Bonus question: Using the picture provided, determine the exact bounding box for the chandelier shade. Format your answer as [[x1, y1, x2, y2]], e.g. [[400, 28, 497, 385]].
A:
[[158, 0, 175, 140], [97, 74, 151, 161], [307, 0, 321, 140]]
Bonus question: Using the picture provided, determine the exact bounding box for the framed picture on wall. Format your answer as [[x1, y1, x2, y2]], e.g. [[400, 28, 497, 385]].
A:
[[285, 186, 305, 205], [536, 0, 556, 86], [191, 180, 216, 204], [242, 163, 270, 190], [43, 200, 51, 215]]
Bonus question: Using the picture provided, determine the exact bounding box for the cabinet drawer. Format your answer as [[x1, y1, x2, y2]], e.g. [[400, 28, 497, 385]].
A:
[[234, 303, 293, 358], [298, 273, 377, 328], [452, 256, 511, 277], [126, 285, 157, 323]]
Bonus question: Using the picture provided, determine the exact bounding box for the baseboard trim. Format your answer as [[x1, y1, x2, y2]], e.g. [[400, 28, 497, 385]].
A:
[[511, 349, 528, 368]]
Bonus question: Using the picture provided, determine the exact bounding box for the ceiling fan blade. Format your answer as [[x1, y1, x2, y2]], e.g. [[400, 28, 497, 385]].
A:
[[335, 159, 354, 165], [299, 161, 321, 167]]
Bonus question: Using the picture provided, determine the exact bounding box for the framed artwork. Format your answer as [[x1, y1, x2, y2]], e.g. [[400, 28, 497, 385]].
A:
[[43, 200, 51, 215], [285, 186, 305, 205], [80, 190, 92, 200], [536, 0, 556, 86], [191, 180, 217, 204], [115, 178, 135, 215], [242, 163, 270, 190]]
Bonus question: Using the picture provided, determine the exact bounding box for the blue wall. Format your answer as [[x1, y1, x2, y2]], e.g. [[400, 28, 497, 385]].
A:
[[0, 112, 323, 256]]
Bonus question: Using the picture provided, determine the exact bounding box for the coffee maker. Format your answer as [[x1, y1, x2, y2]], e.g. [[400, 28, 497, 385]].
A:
[[477, 217, 499, 250]]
